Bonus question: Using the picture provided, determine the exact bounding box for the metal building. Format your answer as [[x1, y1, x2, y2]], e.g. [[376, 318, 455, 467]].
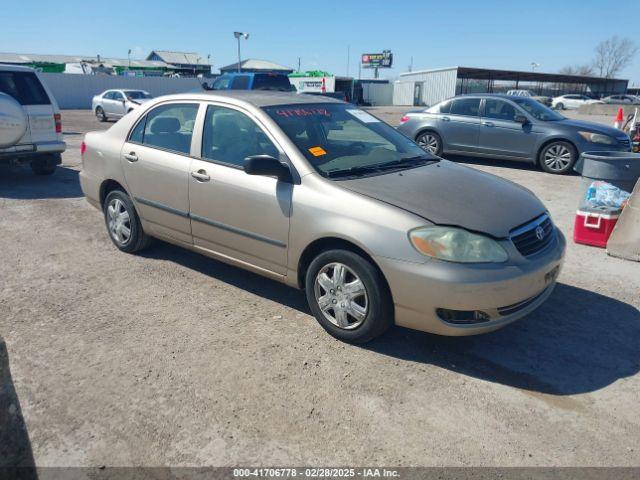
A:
[[393, 66, 629, 106]]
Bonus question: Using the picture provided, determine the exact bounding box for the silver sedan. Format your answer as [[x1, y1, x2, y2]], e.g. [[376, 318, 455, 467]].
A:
[[80, 91, 565, 343], [91, 89, 153, 122]]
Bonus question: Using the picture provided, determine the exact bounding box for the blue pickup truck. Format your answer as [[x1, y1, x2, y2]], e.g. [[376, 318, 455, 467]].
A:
[[207, 73, 293, 92]]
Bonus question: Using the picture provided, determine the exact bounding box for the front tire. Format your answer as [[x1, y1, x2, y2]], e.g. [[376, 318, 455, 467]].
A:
[[416, 131, 442, 156], [103, 190, 150, 253], [305, 250, 393, 343], [539, 141, 577, 174], [555, 102, 565, 110], [96, 106, 108, 122]]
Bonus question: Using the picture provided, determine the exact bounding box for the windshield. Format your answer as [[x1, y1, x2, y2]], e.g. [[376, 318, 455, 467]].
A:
[[510, 97, 564, 121], [126, 91, 152, 100], [263, 103, 436, 178]]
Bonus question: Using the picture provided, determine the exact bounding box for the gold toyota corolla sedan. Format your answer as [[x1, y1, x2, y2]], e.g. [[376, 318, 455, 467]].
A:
[[80, 91, 565, 343]]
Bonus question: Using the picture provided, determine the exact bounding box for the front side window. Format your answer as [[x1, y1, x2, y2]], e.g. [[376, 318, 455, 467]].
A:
[[263, 103, 433, 178], [112, 91, 124, 101], [511, 97, 563, 121], [125, 91, 152, 100], [212, 76, 231, 90], [135, 103, 199, 155], [230, 76, 250, 90], [450, 98, 480, 117], [483, 99, 517, 121], [202, 105, 279, 167]]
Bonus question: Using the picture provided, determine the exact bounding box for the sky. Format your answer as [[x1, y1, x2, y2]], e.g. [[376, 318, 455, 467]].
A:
[[2, 0, 639, 86]]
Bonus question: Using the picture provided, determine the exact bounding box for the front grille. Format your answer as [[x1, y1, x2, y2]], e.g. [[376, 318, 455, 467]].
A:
[[510, 214, 555, 257]]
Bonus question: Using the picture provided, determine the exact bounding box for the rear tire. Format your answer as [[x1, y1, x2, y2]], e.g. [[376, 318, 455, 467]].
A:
[[96, 106, 108, 122], [416, 131, 442, 156], [305, 249, 393, 343], [538, 141, 577, 174], [555, 102, 565, 110], [30, 154, 59, 175], [103, 189, 151, 253]]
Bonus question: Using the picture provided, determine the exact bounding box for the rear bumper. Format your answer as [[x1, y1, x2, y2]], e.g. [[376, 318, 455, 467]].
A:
[[376, 230, 566, 336], [0, 141, 66, 161]]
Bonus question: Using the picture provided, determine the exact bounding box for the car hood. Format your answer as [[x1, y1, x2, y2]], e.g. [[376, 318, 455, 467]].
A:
[[127, 98, 152, 105], [557, 118, 625, 137], [339, 160, 546, 238]]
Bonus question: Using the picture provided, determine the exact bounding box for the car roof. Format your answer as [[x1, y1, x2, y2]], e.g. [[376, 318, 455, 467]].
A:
[[161, 90, 344, 107], [0, 63, 37, 72]]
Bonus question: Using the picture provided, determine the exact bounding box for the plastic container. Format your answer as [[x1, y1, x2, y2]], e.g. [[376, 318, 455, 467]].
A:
[[574, 206, 621, 247], [574, 151, 640, 193]]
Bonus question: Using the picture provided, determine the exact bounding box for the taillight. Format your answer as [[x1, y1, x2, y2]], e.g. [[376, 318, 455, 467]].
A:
[[80, 141, 86, 156], [399, 115, 410, 123], [54, 113, 62, 133]]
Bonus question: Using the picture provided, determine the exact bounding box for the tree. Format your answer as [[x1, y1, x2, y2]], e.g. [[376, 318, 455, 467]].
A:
[[559, 64, 595, 76], [593, 36, 638, 78]]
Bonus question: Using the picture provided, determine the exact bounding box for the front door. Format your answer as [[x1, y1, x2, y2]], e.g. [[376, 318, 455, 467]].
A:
[[478, 98, 536, 158], [188, 104, 291, 276], [121, 102, 200, 244], [110, 91, 127, 117], [442, 97, 481, 152]]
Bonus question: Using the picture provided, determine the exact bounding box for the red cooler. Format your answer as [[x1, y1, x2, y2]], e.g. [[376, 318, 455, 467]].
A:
[[573, 207, 621, 247]]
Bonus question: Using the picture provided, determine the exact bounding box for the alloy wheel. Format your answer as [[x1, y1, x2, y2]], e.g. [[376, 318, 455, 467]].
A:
[[314, 262, 368, 330], [543, 144, 572, 172], [107, 198, 132, 245], [418, 133, 439, 154]]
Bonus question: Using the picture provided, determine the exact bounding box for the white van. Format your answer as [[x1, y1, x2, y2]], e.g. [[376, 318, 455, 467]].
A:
[[0, 64, 66, 175]]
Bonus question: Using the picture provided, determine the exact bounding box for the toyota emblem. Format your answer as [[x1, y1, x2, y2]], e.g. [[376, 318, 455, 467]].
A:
[[535, 225, 545, 241]]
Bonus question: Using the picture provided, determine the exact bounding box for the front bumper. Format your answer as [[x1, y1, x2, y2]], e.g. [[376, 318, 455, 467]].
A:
[[376, 230, 566, 336]]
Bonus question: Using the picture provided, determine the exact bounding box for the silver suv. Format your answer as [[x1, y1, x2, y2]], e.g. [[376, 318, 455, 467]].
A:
[[0, 64, 66, 175]]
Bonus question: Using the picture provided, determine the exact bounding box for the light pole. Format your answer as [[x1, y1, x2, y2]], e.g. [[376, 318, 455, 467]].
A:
[[531, 62, 540, 72], [233, 31, 249, 72], [127, 49, 131, 70]]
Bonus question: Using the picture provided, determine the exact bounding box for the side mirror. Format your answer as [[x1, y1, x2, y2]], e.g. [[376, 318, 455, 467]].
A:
[[514, 114, 529, 124], [244, 155, 292, 182]]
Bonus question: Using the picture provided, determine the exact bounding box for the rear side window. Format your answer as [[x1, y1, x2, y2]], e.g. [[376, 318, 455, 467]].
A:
[[450, 98, 480, 117], [230, 76, 250, 90], [132, 103, 199, 155], [252, 74, 292, 92], [0, 71, 50, 105]]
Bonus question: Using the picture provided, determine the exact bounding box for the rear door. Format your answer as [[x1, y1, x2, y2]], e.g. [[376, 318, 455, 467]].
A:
[[121, 102, 200, 244], [478, 98, 535, 158], [111, 91, 127, 117], [0, 70, 56, 146], [441, 97, 481, 152]]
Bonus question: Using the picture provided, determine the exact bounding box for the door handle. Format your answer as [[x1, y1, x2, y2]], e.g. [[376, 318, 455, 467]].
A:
[[482, 121, 495, 127], [191, 169, 210, 182], [441, 116, 450, 122], [124, 152, 138, 162]]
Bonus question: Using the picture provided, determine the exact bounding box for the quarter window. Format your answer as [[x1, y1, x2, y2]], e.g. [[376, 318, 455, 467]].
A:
[[133, 103, 199, 155], [202, 105, 279, 167], [483, 99, 517, 121], [450, 98, 480, 117]]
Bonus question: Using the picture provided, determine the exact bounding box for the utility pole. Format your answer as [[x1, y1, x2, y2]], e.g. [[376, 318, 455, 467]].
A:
[[346, 45, 350, 77], [127, 49, 131, 70], [409, 56, 413, 72], [234, 31, 250, 72], [298, 57, 301, 72]]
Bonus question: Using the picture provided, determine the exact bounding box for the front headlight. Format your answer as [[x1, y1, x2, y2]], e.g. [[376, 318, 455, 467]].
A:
[[409, 226, 508, 263], [578, 131, 616, 145]]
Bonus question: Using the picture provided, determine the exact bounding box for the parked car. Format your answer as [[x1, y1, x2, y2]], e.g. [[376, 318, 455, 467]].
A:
[[80, 91, 565, 343], [0, 64, 65, 175], [92, 89, 153, 122], [506, 89, 552, 106], [601, 94, 640, 105], [397, 94, 631, 174], [208, 72, 293, 92], [551, 94, 602, 110]]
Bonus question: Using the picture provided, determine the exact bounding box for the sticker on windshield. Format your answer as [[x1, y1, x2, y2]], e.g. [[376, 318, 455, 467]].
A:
[[309, 146, 327, 157], [346, 109, 380, 123]]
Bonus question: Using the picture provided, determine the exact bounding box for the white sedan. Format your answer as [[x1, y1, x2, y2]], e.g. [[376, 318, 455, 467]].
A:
[[92, 89, 153, 122], [551, 94, 602, 110]]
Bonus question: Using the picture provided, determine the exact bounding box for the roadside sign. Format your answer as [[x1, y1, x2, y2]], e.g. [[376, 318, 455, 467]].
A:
[[361, 51, 393, 69]]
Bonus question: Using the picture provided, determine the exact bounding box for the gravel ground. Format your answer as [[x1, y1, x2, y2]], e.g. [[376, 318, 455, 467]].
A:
[[1, 109, 639, 468]]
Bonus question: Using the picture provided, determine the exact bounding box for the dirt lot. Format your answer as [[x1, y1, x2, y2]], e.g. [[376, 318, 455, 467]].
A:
[[1, 109, 639, 468]]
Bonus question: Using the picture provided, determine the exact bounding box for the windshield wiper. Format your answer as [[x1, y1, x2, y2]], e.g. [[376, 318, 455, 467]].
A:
[[325, 155, 438, 178]]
